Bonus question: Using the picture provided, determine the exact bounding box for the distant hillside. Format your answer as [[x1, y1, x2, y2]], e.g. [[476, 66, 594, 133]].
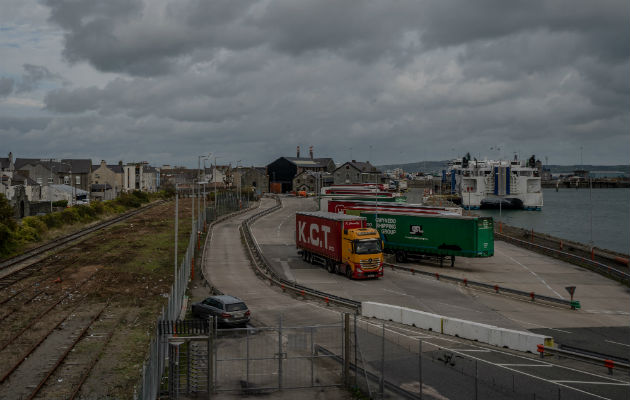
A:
[[378, 161, 630, 176]]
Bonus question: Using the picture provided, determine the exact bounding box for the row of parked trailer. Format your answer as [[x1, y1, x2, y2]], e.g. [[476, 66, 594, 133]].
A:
[[295, 185, 495, 278]]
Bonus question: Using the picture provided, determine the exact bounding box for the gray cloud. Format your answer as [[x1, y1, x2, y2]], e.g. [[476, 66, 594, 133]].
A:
[[16, 64, 65, 93], [0, 78, 14, 97], [3, 0, 628, 166]]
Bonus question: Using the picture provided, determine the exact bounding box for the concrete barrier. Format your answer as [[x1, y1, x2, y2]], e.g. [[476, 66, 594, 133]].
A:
[[362, 301, 553, 353]]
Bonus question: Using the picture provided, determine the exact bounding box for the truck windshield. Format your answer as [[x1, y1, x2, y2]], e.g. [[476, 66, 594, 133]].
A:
[[354, 239, 382, 255]]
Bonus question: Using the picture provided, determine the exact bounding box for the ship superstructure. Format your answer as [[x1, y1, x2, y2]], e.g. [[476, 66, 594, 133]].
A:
[[447, 157, 543, 210]]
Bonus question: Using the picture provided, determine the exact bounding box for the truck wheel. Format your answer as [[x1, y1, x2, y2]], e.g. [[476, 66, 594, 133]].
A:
[[326, 261, 335, 273], [395, 251, 407, 263], [345, 266, 353, 279]]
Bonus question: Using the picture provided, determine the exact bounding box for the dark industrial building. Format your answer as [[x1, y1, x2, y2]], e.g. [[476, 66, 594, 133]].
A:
[[266, 146, 335, 193]]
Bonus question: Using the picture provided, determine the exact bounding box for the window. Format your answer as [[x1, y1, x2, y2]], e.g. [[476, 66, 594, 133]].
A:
[[64, 175, 70, 184], [36, 178, 42, 184], [75, 176, 81, 185]]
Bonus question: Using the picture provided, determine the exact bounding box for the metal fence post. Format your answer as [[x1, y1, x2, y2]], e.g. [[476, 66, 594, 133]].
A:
[[380, 323, 385, 398], [278, 316, 283, 390], [246, 327, 250, 387], [310, 327, 315, 387], [418, 339, 422, 400], [354, 314, 357, 388], [344, 313, 350, 388], [207, 318, 213, 399]]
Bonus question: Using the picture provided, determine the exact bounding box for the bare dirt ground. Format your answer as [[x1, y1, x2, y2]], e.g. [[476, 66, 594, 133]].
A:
[[0, 199, 195, 399]]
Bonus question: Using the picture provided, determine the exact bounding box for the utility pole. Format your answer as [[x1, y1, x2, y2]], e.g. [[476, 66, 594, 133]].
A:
[[174, 183, 179, 280]]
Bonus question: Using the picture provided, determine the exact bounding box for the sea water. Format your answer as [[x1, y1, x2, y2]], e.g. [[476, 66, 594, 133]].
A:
[[474, 188, 630, 255]]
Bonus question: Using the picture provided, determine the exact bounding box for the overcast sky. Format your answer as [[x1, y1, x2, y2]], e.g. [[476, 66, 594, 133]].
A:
[[1, 0, 628, 168]]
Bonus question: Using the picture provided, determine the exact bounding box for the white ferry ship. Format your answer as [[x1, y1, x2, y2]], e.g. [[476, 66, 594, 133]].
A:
[[447, 156, 543, 210]]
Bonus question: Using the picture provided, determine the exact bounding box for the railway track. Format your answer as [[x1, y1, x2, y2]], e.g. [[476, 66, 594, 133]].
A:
[[0, 200, 163, 275]]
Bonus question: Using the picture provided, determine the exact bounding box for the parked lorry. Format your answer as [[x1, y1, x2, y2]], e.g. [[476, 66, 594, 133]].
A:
[[360, 211, 494, 266], [296, 211, 384, 279]]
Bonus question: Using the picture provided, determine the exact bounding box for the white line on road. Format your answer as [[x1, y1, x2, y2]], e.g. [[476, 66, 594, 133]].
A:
[[496, 248, 565, 299], [552, 381, 629, 386], [498, 363, 552, 367], [507, 317, 574, 334], [605, 339, 630, 348]]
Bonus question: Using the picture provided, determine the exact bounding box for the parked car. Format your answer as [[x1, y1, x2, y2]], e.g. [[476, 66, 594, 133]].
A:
[[191, 295, 250, 327]]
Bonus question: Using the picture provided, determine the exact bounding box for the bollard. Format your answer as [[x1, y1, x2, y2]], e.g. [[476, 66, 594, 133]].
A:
[[591, 247, 594, 261], [391, 265, 395, 271], [411, 268, 415, 275], [499, 221, 502, 233], [191, 257, 195, 280], [531, 228, 534, 241], [281, 284, 285, 292], [530, 292, 535, 301], [604, 359, 614, 375], [435, 273, 440, 280], [463, 278, 467, 287], [494, 285, 499, 293], [559, 240, 563, 250], [325, 297, 330, 306], [537, 344, 544, 358], [301, 290, 306, 299]]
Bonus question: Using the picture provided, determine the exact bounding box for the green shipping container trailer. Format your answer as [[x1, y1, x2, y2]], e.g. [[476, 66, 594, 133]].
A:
[[360, 211, 494, 266]]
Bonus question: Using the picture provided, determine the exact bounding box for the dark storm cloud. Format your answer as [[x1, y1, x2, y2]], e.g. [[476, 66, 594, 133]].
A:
[[0, 78, 14, 97], [20, 0, 629, 165]]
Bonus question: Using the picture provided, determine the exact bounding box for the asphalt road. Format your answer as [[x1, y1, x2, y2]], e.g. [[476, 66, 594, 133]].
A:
[[247, 195, 630, 399]]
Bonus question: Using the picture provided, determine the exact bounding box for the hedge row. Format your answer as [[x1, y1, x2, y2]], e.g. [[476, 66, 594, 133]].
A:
[[0, 190, 172, 259]]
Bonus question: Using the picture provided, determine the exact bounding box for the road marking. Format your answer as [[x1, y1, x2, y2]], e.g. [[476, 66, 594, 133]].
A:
[[583, 310, 630, 315], [498, 363, 552, 367], [496, 249, 565, 299], [364, 318, 630, 384], [507, 317, 574, 334], [278, 260, 295, 281], [457, 349, 492, 352], [605, 339, 630, 348], [383, 288, 413, 296], [552, 381, 629, 386]]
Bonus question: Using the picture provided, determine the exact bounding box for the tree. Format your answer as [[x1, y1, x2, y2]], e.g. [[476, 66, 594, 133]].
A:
[[0, 194, 16, 231]]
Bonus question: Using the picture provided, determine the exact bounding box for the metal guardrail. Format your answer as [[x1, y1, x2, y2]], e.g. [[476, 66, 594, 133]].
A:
[[240, 196, 361, 310], [539, 345, 630, 373], [496, 232, 630, 284], [383, 262, 578, 309]]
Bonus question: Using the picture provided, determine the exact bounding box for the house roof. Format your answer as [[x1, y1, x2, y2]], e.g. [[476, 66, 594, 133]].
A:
[[0, 158, 9, 170], [91, 183, 113, 191], [15, 158, 92, 174], [335, 161, 380, 173], [50, 184, 89, 195]]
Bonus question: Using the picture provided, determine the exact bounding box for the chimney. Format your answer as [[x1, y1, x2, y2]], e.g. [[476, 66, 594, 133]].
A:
[[297, 146, 300, 158], [309, 146, 313, 159]]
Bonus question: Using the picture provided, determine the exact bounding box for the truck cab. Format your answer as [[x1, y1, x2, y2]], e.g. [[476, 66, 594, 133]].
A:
[[342, 228, 384, 278]]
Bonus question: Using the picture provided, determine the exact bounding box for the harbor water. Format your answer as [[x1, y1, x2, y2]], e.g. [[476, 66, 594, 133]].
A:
[[408, 188, 630, 255], [475, 188, 629, 255]]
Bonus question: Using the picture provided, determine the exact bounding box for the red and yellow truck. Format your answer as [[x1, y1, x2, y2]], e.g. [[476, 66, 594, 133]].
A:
[[296, 211, 384, 279]]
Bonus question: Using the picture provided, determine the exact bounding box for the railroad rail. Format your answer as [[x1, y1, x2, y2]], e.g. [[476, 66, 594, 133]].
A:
[[0, 200, 163, 273], [240, 196, 361, 310], [382, 262, 579, 309], [496, 232, 630, 285]]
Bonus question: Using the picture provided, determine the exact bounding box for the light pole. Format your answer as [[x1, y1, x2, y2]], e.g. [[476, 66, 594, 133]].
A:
[[174, 183, 179, 280], [235, 160, 242, 208]]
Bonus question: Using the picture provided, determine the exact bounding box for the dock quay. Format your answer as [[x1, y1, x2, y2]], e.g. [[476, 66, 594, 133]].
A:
[[495, 222, 630, 284]]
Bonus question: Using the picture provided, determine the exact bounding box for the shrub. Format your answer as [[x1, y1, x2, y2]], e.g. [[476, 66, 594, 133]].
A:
[[0, 222, 17, 256], [115, 193, 142, 208], [15, 224, 40, 242], [60, 208, 80, 224], [131, 190, 150, 203], [90, 201, 105, 214], [22, 216, 47, 235], [52, 200, 68, 207], [41, 212, 63, 229]]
